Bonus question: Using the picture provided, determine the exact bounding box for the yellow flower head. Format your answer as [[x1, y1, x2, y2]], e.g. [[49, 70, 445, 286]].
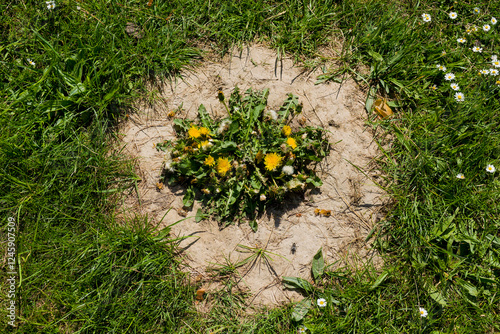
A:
[[264, 153, 282, 171], [255, 150, 264, 163], [282, 125, 292, 137], [188, 125, 201, 139], [204, 155, 215, 167], [286, 137, 297, 150], [199, 127, 211, 137], [216, 157, 231, 176]]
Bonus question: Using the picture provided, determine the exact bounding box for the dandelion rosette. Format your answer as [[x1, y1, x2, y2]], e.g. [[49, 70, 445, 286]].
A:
[[157, 88, 329, 228]]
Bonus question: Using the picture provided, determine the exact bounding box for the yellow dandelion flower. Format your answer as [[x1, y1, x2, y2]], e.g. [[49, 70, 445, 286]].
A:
[[264, 153, 282, 171], [199, 127, 211, 137], [216, 157, 231, 176], [204, 155, 215, 167], [255, 150, 264, 163], [286, 137, 297, 150], [188, 125, 201, 139], [282, 125, 292, 136]]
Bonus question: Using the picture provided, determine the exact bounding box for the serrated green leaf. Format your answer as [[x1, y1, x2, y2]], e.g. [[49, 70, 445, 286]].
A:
[[291, 298, 312, 322], [312, 247, 324, 281]]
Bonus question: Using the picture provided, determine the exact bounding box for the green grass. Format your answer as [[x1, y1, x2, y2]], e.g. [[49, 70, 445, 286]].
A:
[[1, 0, 499, 333]]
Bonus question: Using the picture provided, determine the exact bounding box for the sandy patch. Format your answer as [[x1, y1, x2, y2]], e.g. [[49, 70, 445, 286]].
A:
[[116, 44, 387, 307]]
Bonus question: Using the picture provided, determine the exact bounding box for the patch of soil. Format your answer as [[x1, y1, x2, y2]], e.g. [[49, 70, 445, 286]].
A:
[[117, 44, 387, 307]]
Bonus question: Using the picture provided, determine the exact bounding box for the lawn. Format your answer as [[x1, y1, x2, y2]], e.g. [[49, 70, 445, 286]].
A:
[[1, 0, 499, 333]]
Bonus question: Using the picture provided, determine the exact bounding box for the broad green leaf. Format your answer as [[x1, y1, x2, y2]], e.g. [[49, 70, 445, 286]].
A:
[[198, 104, 212, 128], [249, 220, 258, 232], [283, 277, 314, 293], [425, 282, 447, 306], [312, 248, 324, 281], [291, 298, 312, 322], [368, 50, 384, 62]]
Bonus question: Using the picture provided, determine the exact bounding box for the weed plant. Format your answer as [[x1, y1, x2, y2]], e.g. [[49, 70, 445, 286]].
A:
[[158, 88, 329, 230]]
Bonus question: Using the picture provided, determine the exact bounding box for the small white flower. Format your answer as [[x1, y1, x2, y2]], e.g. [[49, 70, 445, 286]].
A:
[[486, 164, 496, 173], [436, 64, 447, 72], [454, 92, 465, 102], [441, 50, 447, 56], [444, 73, 455, 81], [46, 1, 56, 10], [492, 59, 500, 68], [456, 173, 465, 179], [490, 69, 499, 76], [27, 59, 35, 66], [480, 69, 490, 75], [429, 84, 437, 90], [492, 17, 498, 25], [449, 12, 457, 19], [472, 46, 483, 53], [298, 326, 307, 334], [493, 55, 498, 61], [473, 7, 480, 15], [76, 5, 81, 10], [457, 37, 466, 44], [450, 83, 460, 91], [260, 194, 266, 201], [483, 24, 491, 32], [282, 165, 294, 175], [419, 307, 428, 318], [422, 13, 431, 23], [216, 188, 221, 193], [317, 298, 327, 307]]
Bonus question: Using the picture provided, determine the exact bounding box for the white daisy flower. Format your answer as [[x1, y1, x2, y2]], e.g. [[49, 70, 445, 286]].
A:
[[486, 164, 496, 173], [457, 37, 466, 44], [449, 12, 457, 19], [472, 46, 483, 53], [436, 64, 447, 72], [456, 173, 465, 179], [480, 69, 490, 75], [46, 1, 56, 10], [27, 59, 35, 66], [429, 84, 437, 90], [473, 7, 480, 15], [493, 55, 498, 61], [419, 307, 428, 318], [492, 17, 498, 25], [282, 165, 294, 175], [490, 69, 499, 76], [298, 326, 307, 334], [422, 13, 431, 22], [483, 24, 491, 32], [259, 194, 267, 201], [492, 59, 500, 68], [317, 298, 327, 307], [441, 50, 447, 56], [454, 92, 465, 102], [444, 73, 455, 81], [450, 83, 460, 91]]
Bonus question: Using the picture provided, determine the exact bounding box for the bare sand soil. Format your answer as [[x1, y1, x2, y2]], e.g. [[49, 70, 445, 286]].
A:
[[116, 44, 387, 307]]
